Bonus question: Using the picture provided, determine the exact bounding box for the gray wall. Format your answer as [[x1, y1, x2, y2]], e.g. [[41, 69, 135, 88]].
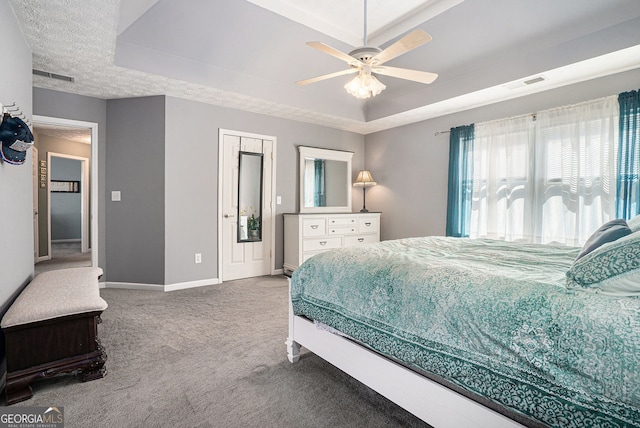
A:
[[365, 68, 640, 241], [106, 96, 166, 285], [50, 157, 82, 241], [0, 2, 33, 309], [34, 133, 91, 255], [33, 88, 107, 269], [164, 96, 365, 283], [31, 91, 365, 286], [29, 68, 639, 284]]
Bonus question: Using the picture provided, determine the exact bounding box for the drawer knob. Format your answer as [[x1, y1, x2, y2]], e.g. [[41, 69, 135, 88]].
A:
[[365, 222, 371, 226], [311, 225, 318, 229], [358, 238, 365, 242], [320, 241, 327, 246]]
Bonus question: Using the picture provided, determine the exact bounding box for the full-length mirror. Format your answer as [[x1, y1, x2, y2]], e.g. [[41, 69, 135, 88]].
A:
[[299, 146, 353, 213], [238, 151, 263, 242]]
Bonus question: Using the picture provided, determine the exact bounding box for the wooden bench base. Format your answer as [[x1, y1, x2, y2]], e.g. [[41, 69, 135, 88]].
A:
[[4, 311, 107, 405]]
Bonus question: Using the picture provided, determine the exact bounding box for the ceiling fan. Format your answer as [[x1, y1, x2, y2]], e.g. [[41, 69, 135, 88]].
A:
[[296, 0, 438, 99]]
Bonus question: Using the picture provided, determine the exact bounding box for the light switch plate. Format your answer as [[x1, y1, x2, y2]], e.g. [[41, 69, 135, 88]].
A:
[[111, 191, 121, 201]]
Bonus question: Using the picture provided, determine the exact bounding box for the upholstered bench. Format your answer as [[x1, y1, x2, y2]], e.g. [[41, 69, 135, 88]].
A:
[[1, 267, 108, 404]]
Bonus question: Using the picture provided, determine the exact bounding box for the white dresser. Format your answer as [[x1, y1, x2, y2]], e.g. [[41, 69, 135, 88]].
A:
[[283, 212, 381, 274]]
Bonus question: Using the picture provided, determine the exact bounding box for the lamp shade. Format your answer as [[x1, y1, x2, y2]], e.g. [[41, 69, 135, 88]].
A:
[[353, 170, 376, 187], [344, 72, 386, 99]]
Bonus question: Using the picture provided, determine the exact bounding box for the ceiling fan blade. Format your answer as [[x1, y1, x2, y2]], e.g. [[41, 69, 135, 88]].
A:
[[307, 42, 363, 66], [296, 68, 359, 86], [370, 30, 433, 66], [373, 66, 438, 84]]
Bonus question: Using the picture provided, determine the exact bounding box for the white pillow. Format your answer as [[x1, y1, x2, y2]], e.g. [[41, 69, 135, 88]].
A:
[[566, 231, 640, 296], [628, 214, 640, 233]]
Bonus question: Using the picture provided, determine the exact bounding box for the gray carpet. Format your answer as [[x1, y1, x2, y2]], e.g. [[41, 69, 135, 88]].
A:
[[13, 275, 430, 428], [35, 242, 91, 275]]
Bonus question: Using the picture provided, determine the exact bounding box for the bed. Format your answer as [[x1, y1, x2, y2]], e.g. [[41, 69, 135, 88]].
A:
[[286, 235, 640, 427]]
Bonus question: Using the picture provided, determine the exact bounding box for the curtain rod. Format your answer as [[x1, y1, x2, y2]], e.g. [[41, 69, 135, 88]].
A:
[[433, 94, 619, 137]]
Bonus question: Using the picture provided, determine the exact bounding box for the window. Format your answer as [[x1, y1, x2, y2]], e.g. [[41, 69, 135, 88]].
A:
[[469, 96, 619, 246]]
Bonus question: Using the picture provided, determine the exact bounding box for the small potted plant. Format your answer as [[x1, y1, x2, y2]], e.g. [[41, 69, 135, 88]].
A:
[[247, 213, 260, 239]]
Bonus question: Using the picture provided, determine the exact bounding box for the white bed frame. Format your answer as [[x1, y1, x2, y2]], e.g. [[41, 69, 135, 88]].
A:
[[286, 280, 524, 428]]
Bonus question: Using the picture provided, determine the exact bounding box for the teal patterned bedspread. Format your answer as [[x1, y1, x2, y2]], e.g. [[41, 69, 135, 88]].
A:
[[291, 237, 640, 427]]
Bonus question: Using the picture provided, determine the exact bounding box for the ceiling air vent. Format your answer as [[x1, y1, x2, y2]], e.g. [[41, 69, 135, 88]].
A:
[[32, 69, 75, 83], [502, 75, 547, 90], [523, 76, 545, 85]]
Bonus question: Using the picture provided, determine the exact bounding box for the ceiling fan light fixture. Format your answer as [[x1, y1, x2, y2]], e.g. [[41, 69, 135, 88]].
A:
[[344, 72, 386, 99]]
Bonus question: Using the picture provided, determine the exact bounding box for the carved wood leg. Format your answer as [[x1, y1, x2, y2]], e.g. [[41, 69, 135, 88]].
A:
[[82, 341, 107, 382], [5, 379, 34, 405], [82, 366, 106, 382]]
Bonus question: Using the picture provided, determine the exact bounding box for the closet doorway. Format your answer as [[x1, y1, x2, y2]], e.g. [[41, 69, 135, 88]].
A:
[[218, 129, 277, 281]]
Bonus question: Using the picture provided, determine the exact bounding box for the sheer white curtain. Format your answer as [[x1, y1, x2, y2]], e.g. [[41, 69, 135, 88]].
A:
[[470, 96, 619, 245], [470, 115, 535, 241], [533, 96, 619, 246]]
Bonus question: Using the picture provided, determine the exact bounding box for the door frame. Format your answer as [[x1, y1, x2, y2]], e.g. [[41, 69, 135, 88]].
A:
[[33, 115, 99, 268], [218, 129, 277, 281], [32, 147, 39, 263], [47, 152, 90, 255]]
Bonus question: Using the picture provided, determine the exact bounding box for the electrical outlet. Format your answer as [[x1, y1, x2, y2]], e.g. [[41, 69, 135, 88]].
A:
[[195, 253, 202, 264]]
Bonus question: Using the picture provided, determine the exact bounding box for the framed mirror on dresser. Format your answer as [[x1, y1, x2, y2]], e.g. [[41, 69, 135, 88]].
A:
[[284, 146, 380, 275], [298, 146, 353, 213]]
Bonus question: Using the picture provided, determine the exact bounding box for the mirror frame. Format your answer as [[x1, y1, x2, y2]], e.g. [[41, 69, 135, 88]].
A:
[[237, 151, 264, 242], [299, 146, 353, 213]]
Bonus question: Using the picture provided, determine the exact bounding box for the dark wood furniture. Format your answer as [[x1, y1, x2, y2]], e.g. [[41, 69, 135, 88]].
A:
[[1, 267, 107, 405], [4, 311, 107, 404]]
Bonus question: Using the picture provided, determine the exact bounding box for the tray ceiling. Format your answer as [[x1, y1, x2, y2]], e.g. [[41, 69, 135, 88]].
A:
[[10, 0, 640, 134]]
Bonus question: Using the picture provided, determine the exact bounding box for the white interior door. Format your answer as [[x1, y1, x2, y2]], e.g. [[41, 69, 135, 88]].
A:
[[221, 132, 274, 281]]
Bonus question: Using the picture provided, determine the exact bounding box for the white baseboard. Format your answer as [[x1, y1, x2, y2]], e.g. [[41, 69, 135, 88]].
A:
[[104, 278, 219, 292], [272, 269, 284, 275], [36, 255, 50, 263], [104, 282, 164, 291], [164, 278, 219, 292]]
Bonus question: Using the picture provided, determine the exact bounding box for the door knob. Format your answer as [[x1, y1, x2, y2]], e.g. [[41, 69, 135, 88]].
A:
[[224, 214, 235, 218]]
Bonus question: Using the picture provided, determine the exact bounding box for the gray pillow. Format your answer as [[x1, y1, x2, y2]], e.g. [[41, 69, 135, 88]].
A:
[[576, 219, 631, 260]]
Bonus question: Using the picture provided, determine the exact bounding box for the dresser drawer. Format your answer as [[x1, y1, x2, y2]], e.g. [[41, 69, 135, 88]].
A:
[[328, 217, 357, 226], [302, 237, 342, 252], [358, 216, 379, 234], [302, 218, 327, 237], [328, 225, 357, 235], [345, 234, 379, 247]]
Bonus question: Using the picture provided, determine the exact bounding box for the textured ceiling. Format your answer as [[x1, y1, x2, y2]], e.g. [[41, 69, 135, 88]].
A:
[[10, 0, 640, 135], [34, 124, 91, 145]]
